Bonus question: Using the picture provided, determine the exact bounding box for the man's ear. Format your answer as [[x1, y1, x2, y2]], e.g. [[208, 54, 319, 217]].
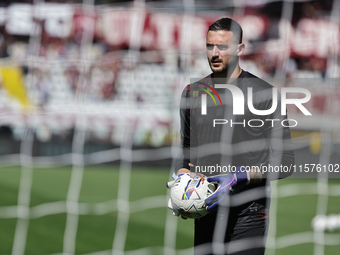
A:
[[237, 43, 245, 56]]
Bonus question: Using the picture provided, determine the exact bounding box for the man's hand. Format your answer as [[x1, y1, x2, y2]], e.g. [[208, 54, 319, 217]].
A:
[[205, 168, 250, 211], [205, 174, 237, 211], [166, 168, 190, 189]]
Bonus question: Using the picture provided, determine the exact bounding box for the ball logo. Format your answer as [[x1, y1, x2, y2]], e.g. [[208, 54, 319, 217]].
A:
[[183, 186, 200, 200], [182, 174, 205, 200]]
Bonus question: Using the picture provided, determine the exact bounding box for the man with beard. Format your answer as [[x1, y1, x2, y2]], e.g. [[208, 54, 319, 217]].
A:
[[173, 17, 295, 255]]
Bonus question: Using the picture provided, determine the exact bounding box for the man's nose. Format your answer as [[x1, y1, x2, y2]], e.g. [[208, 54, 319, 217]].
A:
[[212, 46, 219, 56]]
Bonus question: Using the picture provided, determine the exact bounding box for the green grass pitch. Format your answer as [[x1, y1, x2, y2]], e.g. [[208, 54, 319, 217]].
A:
[[0, 165, 339, 254]]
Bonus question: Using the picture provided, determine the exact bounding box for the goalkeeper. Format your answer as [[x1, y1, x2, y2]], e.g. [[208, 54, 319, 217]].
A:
[[174, 17, 295, 255]]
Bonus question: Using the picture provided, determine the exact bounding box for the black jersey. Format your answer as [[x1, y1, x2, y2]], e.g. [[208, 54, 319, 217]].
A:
[[175, 70, 295, 182]]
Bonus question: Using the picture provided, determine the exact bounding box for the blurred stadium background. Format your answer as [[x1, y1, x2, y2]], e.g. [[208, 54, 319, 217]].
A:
[[0, 0, 339, 255]]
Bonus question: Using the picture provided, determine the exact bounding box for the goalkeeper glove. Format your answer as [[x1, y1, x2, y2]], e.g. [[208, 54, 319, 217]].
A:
[[205, 167, 250, 211]]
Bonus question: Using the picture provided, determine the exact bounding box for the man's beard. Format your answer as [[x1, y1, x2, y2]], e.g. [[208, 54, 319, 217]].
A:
[[209, 58, 237, 77]]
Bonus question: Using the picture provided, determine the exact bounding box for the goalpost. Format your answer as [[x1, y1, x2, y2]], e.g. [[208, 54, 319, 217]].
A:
[[0, 1, 339, 255]]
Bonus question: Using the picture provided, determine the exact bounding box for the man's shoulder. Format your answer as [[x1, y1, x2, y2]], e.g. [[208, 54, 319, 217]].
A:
[[240, 71, 274, 90]]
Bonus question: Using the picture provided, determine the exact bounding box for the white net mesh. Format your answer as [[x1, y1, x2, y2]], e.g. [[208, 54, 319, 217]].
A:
[[0, 1, 339, 255]]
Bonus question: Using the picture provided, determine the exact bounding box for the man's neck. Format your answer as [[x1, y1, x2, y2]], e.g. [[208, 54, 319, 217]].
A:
[[212, 66, 243, 84]]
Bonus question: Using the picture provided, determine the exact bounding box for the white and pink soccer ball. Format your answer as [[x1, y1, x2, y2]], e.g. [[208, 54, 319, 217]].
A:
[[168, 172, 218, 219]]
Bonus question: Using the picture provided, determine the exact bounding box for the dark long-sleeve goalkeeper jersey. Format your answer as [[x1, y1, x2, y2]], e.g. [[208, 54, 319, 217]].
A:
[[175, 70, 295, 185]]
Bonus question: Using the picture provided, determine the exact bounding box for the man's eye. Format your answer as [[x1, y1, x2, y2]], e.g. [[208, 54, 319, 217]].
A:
[[217, 45, 228, 50], [206, 45, 229, 50]]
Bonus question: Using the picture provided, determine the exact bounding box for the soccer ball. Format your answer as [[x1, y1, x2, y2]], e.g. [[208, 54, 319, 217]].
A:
[[168, 172, 218, 219]]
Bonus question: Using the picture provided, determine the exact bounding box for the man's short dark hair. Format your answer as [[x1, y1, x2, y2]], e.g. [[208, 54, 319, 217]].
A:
[[208, 17, 243, 44]]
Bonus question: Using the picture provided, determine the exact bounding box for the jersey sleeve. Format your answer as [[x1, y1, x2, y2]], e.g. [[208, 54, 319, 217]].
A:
[[174, 85, 198, 171], [262, 89, 295, 180]]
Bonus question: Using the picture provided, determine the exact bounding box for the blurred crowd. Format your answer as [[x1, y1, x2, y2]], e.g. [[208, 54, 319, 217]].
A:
[[0, 0, 338, 106], [0, 0, 338, 146]]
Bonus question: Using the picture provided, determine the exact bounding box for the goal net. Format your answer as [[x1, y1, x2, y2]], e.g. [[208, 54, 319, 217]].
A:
[[0, 1, 339, 255]]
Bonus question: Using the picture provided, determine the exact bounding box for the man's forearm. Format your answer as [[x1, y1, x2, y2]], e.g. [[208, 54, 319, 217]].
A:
[[248, 167, 263, 184]]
